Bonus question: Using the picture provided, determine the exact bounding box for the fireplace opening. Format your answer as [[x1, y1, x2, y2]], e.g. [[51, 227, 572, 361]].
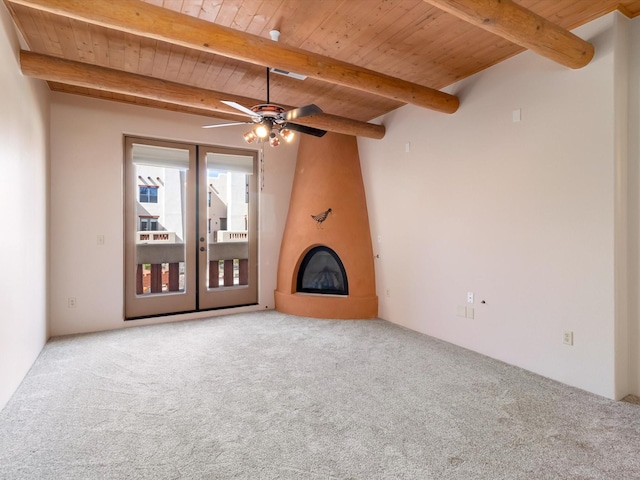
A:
[[296, 246, 348, 295]]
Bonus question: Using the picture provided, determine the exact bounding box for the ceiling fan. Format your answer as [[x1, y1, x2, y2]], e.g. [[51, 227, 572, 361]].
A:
[[203, 67, 327, 147]]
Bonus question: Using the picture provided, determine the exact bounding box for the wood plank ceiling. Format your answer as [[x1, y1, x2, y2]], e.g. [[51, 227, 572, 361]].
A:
[[4, 0, 640, 138]]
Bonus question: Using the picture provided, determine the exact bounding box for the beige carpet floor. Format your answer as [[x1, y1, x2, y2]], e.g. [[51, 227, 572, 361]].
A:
[[1, 311, 639, 479]]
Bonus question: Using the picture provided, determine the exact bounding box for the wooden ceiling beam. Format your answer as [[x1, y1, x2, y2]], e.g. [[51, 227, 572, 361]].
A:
[[20, 51, 386, 139], [423, 0, 594, 69], [8, 0, 459, 114]]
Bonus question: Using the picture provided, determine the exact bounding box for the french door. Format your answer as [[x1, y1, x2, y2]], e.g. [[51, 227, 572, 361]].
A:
[[124, 137, 258, 319]]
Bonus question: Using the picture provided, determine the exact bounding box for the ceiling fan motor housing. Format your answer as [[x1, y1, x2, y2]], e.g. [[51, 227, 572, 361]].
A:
[[251, 104, 286, 119]]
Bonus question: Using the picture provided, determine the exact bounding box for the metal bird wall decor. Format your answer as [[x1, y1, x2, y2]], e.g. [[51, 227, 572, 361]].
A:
[[311, 208, 332, 228]]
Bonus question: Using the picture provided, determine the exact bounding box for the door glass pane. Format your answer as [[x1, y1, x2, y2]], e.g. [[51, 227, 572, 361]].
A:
[[132, 143, 188, 296], [205, 152, 253, 291]]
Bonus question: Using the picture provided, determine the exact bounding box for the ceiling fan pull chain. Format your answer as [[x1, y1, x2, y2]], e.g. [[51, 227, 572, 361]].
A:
[[260, 143, 265, 191]]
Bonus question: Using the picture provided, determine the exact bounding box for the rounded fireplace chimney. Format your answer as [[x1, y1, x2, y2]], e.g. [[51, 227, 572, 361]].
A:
[[274, 132, 378, 319]]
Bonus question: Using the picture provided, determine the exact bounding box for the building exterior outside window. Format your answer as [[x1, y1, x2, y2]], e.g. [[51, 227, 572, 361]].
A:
[[139, 217, 159, 231], [139, 186, 158, 203]]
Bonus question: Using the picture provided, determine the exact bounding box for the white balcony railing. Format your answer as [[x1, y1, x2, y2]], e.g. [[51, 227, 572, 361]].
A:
[[214, 230, 248, 242], [136, 230, 176, 244]]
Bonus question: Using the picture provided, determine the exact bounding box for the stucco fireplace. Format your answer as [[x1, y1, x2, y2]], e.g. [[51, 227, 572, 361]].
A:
[[274, 132, 378, 319]]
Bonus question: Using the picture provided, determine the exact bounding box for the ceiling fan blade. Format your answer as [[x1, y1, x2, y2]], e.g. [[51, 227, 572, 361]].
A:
[[202, 121, 251, 129], [284, 104, 323, 122], [221, 100, 259, 118], [285, 122, 327, 138]]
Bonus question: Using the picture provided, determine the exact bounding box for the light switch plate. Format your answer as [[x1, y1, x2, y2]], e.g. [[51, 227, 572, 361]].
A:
[[512, 108, 522, 122]]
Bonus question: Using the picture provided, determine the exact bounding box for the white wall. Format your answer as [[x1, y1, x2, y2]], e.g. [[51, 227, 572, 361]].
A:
[[0, 3, 49, 411], [50, 93, 296, 336], [359, 14, 628, 399], [613, 12, 631, 401], [629, 16, 640, 397]]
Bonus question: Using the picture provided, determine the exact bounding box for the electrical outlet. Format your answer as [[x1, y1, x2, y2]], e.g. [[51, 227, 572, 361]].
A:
[[563, 331, 573, 346], [97, 235, 105, 245], [386, 289, 391, 297], [467, 292, 474, 304], [68, 297, 77, 309]]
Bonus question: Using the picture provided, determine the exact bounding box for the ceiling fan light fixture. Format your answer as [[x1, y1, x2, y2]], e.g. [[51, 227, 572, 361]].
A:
[[269, 132, 280, 147], [280, 128, 295, 143], [243, 130, 257, 143], [255, 123, 270, 139]]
